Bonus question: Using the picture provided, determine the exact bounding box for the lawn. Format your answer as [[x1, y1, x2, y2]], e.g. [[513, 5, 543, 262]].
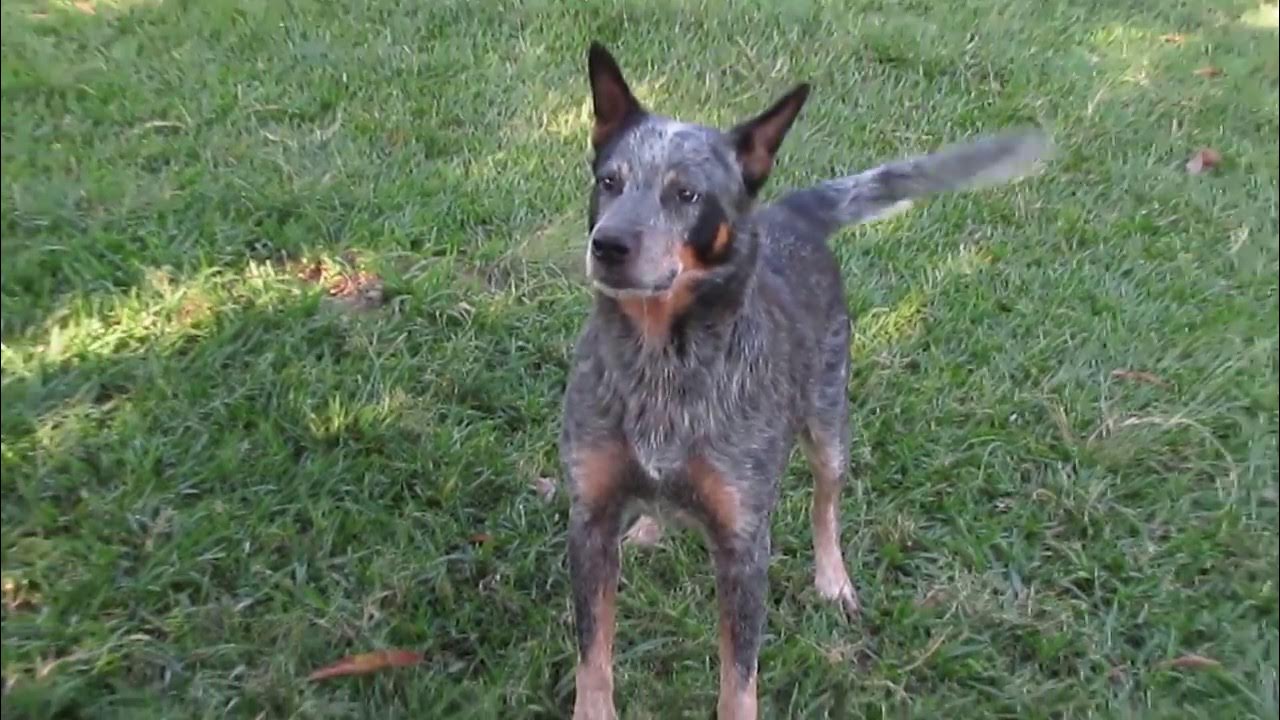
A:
[[1, 0, 1277, 718]]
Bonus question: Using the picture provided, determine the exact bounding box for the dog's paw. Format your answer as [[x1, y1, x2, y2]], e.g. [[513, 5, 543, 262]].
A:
[[816, 567, 861, 620]]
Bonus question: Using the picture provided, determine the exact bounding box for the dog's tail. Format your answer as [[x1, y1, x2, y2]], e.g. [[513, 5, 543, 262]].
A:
[[773, 128, 1052, 233]]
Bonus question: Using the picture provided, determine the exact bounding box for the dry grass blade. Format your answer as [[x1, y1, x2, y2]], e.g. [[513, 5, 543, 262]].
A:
[[1160, 654, 1222, 671], [327, 271, 385, 311], [307, 649, 423, 681], [1110, 369, 1172, 388]]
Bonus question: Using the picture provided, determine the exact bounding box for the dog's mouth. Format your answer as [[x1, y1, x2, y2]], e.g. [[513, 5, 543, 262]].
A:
[[589, 268, 680, 299], [591, 278, 674, 299]]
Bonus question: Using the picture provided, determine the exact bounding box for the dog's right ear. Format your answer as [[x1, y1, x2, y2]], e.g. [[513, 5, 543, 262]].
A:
[[588, 42, 642, 148]]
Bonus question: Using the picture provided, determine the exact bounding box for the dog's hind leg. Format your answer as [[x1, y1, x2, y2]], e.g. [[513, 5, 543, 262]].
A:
[[800, 321, 861, 618]]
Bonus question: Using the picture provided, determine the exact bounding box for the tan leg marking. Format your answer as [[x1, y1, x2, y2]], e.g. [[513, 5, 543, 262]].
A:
[[802, 438, 860, 617]]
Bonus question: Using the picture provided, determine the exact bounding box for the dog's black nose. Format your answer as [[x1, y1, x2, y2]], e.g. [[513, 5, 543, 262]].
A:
[[590, 233, 636, 266]]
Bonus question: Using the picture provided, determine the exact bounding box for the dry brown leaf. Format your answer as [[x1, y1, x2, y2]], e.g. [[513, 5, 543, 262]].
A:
[[327, 271, 385, 311], [467, 532, 493, 545], [1161, 654, 1221, 671], [1159, 33, 1186, 44], [622, 515, 664, 547], [307, 649, 423, 681], [1193, 66, 1224, 78], [1185, 148, 1222, 175], [1110, 369, 1172, 388], [73, 1, 96, 14], [533, 476, 558, 502], [295, 260, 326, 284]]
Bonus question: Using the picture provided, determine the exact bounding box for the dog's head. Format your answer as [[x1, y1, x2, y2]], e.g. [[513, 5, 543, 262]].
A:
[[583, 43, 809, 298]]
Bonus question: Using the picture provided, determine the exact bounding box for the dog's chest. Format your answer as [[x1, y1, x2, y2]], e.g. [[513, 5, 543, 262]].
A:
[[614, 349, 742, 480]]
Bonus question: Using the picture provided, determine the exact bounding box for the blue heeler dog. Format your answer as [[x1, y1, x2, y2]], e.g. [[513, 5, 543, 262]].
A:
[[561, 43, 1050, 719]]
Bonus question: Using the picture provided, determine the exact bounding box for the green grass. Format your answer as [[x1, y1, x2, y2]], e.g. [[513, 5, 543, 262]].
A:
[[2, 0, 1277, 717]]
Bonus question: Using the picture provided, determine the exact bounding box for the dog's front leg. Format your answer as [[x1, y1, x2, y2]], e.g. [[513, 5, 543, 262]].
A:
[[567, 445, 629, 720], [712, 527, 769, 720], [569, 507, 622, 720]]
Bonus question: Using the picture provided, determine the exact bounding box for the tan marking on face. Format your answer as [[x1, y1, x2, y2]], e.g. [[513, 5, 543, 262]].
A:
[[613, 224, 728, 344], [615, 261, 701, 344], [711, 221, 732, 258]]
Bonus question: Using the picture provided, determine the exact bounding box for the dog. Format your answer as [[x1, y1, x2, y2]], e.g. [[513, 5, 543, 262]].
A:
[[559, 42, 1050, 720]]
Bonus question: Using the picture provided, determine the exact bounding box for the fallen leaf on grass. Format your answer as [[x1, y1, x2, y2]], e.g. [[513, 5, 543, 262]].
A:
[[327, 271, 385, 311], [1110, 369, 1172, 388], [467, 532, 493, 545], [307, 649, 423, 681], [1193, 66, 1224, 78], [1160, 654, 1221, 671], [622, 515, 664, 547], [295, 259, 326, 284], [1185, 148, 1222, 175], [532, 476, 558, 502], [1159, 33, 1187, 44]]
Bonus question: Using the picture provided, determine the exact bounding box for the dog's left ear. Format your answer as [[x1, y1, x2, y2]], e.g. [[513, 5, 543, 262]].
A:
[[730, 84, 811, 195]]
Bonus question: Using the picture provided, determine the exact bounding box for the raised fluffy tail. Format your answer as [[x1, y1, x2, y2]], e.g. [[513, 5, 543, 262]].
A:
[[773, 128, 1052, 231]]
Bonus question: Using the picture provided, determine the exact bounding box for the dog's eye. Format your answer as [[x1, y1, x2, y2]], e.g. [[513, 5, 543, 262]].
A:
[[675, 187, 701, 204], [597, 175, 622, 193]]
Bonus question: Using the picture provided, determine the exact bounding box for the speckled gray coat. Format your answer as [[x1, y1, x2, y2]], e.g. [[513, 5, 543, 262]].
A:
[[561, 43, 1049, 720]]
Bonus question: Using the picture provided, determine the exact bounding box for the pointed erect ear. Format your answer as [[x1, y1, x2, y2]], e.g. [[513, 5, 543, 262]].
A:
[[587, 43, 643, 148], [730, 84, 811, 195]]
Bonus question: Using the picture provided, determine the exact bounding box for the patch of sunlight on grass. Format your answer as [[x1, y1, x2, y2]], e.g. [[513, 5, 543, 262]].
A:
[[853, 289, 927, 359], [1087, 23, 1179, 90], [40, 0, 161, 15], [305, 386, 410, 443], [4, 270, 219, 376], [541, 76, 672, 141], [545, 98, 589, 141], [2, 258, 340, 377], [39, 391, 124, 435], [631, 77, 674, 112], [1241, 3, 1279, 29], [930, 243, 993, 282], [853, 244, 992, 358]]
